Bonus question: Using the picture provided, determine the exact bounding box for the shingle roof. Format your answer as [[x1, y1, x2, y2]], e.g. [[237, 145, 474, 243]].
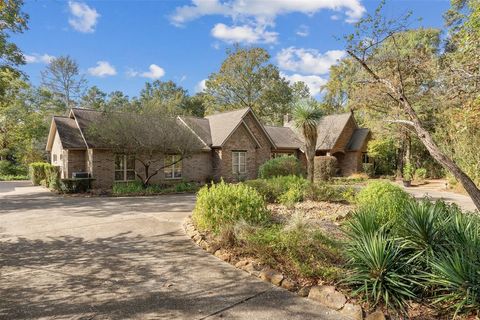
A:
[[205, 108, 251, 147], [53, 116, 86, 149], [347, 128, 370, 151], [70, 108, 108, 148], [178, 116, 212, 146], [316, 113, 352, 150], [264, 126, 301, 149]]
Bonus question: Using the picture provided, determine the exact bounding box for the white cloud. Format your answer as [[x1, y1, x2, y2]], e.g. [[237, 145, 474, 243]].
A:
[[127, 64, 166, 79], [277, 47, 346, 75], [87, 61, 117, 77], [211, 23, 278, 44], [171, 0, 365, 26], [296, 25, 309, 37], [195, 79, 207, 93], [68, 1, 100, 33], [24, 53, 55, 64], [281, 73, 327, 96]]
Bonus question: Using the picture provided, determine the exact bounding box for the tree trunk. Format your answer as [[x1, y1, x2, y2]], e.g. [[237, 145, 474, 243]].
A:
[[306, 152, 314, 182]]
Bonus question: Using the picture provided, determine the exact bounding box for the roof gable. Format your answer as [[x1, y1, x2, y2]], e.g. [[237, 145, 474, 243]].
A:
[[316, 113, 353, 150], [347, 128, 370, 151], [46, 116, 86, 151]]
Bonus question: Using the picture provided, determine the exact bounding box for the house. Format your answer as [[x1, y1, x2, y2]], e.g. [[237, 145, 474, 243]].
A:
[[46, 107, 371, 189]]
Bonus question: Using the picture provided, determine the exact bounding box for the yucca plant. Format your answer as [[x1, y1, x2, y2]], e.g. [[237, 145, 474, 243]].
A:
[[428, 249, 480, 317], [344, 208, 386, 241], [345, 232, 418, 313], [398, 200, 446, 266]]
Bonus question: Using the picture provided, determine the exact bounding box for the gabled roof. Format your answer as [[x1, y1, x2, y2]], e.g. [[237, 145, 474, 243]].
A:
[[69, 108, 105, 148], [46, 116, 86, 151], [316, 113, 353, 150], [347, 128, 370, 151], [178, 116, 212, 146], [204, 107, 276, 148], [264, 126, 302, 149]]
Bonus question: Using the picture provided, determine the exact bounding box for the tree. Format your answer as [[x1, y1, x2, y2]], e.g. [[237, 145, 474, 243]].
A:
[[344, 2, 480, 210], [134, 80, 188, 115], [0, 0, 28, 70], [80, 86, 106, 110], [205, 46, 293, 125], [183, 93, 206, 117], [293, 99, 323, 182], [41, 55, 86, 110], [87, 110, 201, 186], [106, 91, 131, 111]]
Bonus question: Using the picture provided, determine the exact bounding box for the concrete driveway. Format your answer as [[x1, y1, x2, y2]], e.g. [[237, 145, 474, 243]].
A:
[[0, 181, 344, 320]]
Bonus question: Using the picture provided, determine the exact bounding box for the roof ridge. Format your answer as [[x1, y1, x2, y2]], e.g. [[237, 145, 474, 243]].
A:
[[205, 107, 250, 118], [71, 107, 102, 112], [179, 115, 209, 120]]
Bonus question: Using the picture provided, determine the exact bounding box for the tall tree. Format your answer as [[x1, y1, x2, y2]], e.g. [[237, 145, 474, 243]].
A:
[[135, 80, 188, 114], [87, 110, 201, 186], [80, 86, 107, 110], [344, 2, 480, 210], [0, 0, 28, 70], [293, 99, 323, 182], [106, 91, 131, 111], [205, 46, 292, 125], [41, 55, 86, 110]]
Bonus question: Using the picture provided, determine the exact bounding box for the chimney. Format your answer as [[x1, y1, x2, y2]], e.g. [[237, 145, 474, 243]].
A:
[[283, 114, 292, 127]]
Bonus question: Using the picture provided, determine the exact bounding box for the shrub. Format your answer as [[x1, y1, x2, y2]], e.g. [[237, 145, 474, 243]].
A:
[[356, 181, 411, 224], [60, 178, 92, 193], [45, 165, 61, 190], [304, 183, 354, 202], [362, 163, 374, 178], [345, 232, 418, 312], [403, 162, 414, 181], [278, 186, 304, 208], [314, 156, 338, 181], [113, 181, 145, 194], [0, 174, 29, 181], [193, 181, 269, 233], [174, 181, 197, 192], [0, 160, 16, 175], [244, 175, 309, 203], [29, 162, 50, 185], [258, 155, 303, 179], [414, 168, 427, 183]]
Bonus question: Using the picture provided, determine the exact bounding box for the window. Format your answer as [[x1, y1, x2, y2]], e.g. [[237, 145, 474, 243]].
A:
[[53, 154, 57, 162], [164, 154, 182, 179], [362, 152, 370, 164], [115, 154, 136, 181], [232, 151, 246, 174]]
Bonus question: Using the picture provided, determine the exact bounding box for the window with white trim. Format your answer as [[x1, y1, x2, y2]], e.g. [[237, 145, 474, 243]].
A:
[[53, 154, 57, 162], [164, 154, 182, 179], [232, 151, 246, 174], [115, 154, 136, 181]]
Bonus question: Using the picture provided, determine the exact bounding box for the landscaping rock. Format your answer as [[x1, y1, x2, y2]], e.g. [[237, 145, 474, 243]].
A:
[[206, 243, 220, 254], [308, 285, 347, 310], [365, 311, 385, 320], [297, 286, 311, 297], [339, 303, 363, 320], [214, 249, 231, 262], [281, 279, 296, 291], [235, 260, 250, 269], [270, 273, 284, 286]]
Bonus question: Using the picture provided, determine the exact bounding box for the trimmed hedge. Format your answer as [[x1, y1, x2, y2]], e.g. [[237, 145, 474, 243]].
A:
[[29, 162, 52, 186], [258, 155, 303, 179], [314, 156, 338, 181]]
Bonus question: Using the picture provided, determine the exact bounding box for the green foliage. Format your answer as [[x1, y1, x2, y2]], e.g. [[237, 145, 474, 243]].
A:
[[345, 232, 418, 312], [414, 167, 427, 182], [45, 165, 60, 190], [356, 181, 411, 224], [60, 178, 92, 193], [112, 180, 197, 195], [29, 162, 51, 186], [314, 156, 338, 181], [113, 181, 146, 195], [305, 182, 355, 203], [258, 155, 303, 179], [244, 175, 309, 203], [0, 160, 19, 175], [362, 163, 374, 178], [367, 138, 397, 175], [0, 174, 28, 181], [278, 187, 304, 208], [193, 181, 269, 233], [403, 162, 414, 181], [243, 220, 343, 280]]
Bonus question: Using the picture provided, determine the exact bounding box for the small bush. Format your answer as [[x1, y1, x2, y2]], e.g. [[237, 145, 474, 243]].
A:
[[0, 160, 17, 175], [244, 175, 309, 203], [29, 162, 50, 185], [113, 181, 145, 194], [356, 181, 411, 224], [304, 183, 354, 202], [60, 178, 92, 193], [403, 162, 414, 181], [258, 155, 303, 179], [414, 168, 427, 183], [193, 181, 270, 233], [314, 156, 338, 181], [45, 165, 61, 190], [278, 186, 304, 208], [362, 163, 374, 178], [174, 181, 197, 192]]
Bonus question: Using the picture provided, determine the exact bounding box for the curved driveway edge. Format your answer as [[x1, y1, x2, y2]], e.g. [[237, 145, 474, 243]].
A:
[[0, 181, 348, 319]]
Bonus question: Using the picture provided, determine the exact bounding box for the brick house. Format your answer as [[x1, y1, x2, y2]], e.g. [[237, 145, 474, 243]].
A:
[[46, 107, 370, 189]]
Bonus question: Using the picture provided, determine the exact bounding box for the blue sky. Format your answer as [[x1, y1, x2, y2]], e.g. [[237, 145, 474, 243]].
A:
[[16, 0, 450, 98]]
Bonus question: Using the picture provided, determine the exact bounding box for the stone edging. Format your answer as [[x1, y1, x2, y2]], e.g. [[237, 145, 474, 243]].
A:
[[183, 216, 385, 320]]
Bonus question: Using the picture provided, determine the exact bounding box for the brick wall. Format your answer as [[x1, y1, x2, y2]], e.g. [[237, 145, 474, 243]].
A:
[[90, 149, 115, 189], [66, 150, 86, 178]]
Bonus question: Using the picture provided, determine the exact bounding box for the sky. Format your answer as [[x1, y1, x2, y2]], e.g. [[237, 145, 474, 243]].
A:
[[15, 0, 451, 99]]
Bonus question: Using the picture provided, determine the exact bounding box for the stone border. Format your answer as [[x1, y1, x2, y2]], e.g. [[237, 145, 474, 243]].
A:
[[183, 216, 385, 320]]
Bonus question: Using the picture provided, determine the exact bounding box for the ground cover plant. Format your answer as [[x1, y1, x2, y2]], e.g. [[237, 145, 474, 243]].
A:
[[112, 180, 198, 196]]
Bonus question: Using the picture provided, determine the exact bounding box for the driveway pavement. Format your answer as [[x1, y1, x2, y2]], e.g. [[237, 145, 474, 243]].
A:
[[0, 181, 344, 320]]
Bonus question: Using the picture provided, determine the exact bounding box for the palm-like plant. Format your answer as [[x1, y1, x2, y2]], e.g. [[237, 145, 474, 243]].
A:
[[293, 99, 323, 182]]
